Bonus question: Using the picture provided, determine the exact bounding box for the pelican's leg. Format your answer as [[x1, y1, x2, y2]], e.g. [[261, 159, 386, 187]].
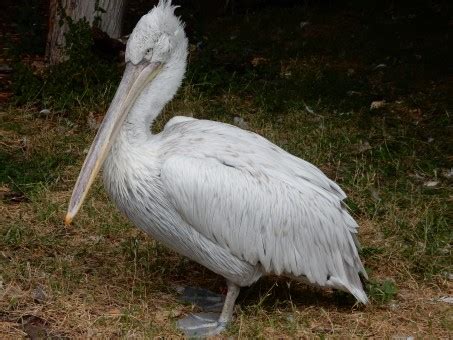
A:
[[177, 281, 240, 336], [218, 281, 240, 326]]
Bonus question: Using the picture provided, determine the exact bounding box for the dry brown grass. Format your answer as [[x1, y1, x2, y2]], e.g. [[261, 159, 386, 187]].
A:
[[1, 104, 452, 338], [2, 2, 452, 336], [1, 194, 451, 338]]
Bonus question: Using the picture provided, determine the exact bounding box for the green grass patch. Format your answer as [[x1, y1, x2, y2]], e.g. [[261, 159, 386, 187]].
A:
[[366, 279, 398, 304]]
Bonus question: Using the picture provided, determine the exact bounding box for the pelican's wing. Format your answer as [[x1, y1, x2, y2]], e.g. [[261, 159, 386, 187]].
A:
[[160, 129, 367, 303]]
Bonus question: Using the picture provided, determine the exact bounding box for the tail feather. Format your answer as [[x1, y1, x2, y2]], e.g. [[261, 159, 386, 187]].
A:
[[334, 258, 368, 304], [328, 274, 368, 304]]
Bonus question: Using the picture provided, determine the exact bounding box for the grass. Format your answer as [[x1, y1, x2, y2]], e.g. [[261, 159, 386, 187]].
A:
[[1, 1, 452, 338]]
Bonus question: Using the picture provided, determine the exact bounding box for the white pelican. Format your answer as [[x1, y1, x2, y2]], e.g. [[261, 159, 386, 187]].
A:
[[65, 1, 368, 335]]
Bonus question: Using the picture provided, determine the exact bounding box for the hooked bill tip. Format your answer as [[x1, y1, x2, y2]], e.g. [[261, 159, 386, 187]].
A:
[[64, 213, 73, 225]]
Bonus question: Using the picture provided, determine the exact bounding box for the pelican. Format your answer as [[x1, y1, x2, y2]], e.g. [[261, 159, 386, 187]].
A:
[[65, 1, 368, 335]]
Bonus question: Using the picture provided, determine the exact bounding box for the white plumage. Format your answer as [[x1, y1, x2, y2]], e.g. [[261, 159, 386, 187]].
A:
[[66, 1, 368, 335]]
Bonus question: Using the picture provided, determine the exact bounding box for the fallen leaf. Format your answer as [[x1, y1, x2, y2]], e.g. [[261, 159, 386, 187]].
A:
[[87, 112, 104, 131], [106, 308, 122, 317], [370, 100, 386, 110], [251, 57, 268, 67], [374, 63, 387, 69]]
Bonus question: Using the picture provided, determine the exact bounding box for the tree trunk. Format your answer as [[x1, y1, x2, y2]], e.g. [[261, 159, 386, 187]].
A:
[[46, 0, 126, 65]]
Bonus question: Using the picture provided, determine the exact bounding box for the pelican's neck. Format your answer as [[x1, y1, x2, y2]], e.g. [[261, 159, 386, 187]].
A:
[[119, 43, 187, 144]]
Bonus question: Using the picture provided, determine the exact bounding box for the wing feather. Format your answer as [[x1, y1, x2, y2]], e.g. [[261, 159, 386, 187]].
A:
[[161, 154, 367, 302], [159, 119, 367, 302]]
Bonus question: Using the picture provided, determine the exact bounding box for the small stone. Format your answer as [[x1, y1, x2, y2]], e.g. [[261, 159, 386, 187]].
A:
[[39, 109, 50, 115], [423, 181, 439, 187], [32, 286, 48, 303]]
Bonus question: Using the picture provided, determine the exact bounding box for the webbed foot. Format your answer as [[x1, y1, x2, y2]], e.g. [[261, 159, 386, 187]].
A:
[[175, 281, 240, 337], [177, 312, 226, 336], [176, 286, 224, 312]]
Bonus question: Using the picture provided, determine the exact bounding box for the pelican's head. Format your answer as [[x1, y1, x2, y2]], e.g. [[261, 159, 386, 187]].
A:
[[65, 1, 186, 225], [126, 1, 186, 65]]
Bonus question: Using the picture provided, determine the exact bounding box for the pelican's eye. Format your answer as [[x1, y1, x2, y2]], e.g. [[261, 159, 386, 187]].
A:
[[145, 48, 153, 59]]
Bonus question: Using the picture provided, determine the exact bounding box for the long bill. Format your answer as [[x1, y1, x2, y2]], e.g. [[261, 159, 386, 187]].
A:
[[65, 61, 162, 225]]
